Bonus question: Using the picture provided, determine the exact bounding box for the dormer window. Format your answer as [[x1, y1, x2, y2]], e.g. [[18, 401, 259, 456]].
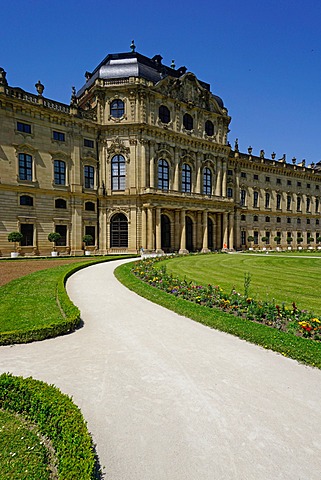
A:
[[110, 99, 124, 118]]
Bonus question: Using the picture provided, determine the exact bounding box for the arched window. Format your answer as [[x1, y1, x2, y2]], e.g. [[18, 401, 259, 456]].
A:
[[111, 155, 126, 191], [240, 189, 246, 206], [110, 213, 128, 248], [20, 195, 33, 206], [276, 193, 281, 209], [54, 160, 66, 185], [182, 164, 192, 193], [205, 120, 214, 136], [297, 196, 301, 211], [84, 165, 95, 189], [158, 159, 169, 190], [110, 99, 124, 118], [159, 105, 170, 124], [55, 198, 67, 209], [203, 167, 212, 195], [183, 113, 193, 131], [85, 201, 95, 211], [265, 192, 270, 208]]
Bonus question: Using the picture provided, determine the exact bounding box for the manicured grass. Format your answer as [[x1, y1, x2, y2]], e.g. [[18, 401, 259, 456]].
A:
[[160, 253, 321, 314], [115, 259, 321, 369], [0, 409, 52, 479], [0, 255, 135, 344]]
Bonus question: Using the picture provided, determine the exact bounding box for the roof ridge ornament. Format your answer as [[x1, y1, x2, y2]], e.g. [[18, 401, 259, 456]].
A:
[[130, 40, 136, 53]]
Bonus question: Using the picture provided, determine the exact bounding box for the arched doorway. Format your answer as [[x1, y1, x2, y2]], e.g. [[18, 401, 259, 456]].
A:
[[186, 216, 193, 252], [161, 214, 171, 252], [110, 213, 128, 248], [208, 218, 214, 250]]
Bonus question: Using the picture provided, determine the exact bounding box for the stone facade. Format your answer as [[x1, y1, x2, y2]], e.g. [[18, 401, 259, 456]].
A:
[[0, 51, 320, 256]]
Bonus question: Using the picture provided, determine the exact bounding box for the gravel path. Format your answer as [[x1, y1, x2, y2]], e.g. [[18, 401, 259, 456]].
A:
[[0, 259, 321, 479]]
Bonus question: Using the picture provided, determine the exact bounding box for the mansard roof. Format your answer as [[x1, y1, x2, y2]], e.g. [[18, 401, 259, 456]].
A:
[[77, 51, 225, 107]]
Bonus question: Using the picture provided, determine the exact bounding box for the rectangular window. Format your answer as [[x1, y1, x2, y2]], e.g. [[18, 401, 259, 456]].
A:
[[287, 195, 291, 210], [253, 191, 259, 208], [307, 183, 311, 189], [277, 217, 281, 223], [276, 194, 281, 209], [297, 181, 301, 187], [276, 178, 281, 185], [287, 180, 292, 186], [297, 196, 301, 211], [240, 189, 246, 206], [20, 223, 33, 246], [253, 174, 259, 180], [55, 225, 67, 246], [84, 165, 95, 189], [316, 185, 320, 190], [53, 131, 65, 142], [227, 169, 233, 176], [297, 218, 301, 224], [19, 153, 32, 181], [307, 218, 310, 225], [241, 172, 247, 178], [241, 231, 246, 245], [227, 187, 233, 198], [54, 160, 66, 185], [17, 122, 31, 134], [287, 217, 291, 224], [265, 192, 270, 209], [254, 231, 259, 245], [316, 198, 319, 213], [84, 139, 94, 148], [265, 176, 270, 182], [85, 226, 95, 245]]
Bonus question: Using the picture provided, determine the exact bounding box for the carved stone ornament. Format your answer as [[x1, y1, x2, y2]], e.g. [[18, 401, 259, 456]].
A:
[[106, 137, 130, 160]]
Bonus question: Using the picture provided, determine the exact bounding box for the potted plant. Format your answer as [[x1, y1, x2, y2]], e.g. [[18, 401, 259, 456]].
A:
[[316, 236, 321, 250], [307, 236, 314, 250], [83, 234, 93, 255], [297, 236, 303, 250], [8, 231, 23, 258], [274, 236, 281, 244], [286, 236, 293, 250], [247, 235, 254, 251], [48, 232, 61, 256]]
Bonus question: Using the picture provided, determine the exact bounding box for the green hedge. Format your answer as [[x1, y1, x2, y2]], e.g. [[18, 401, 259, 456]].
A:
[[0, 255, 136, 345], [0, 373, 96, 479]]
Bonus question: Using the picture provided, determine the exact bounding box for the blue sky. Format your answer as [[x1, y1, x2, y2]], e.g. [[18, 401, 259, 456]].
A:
[[1, 0, 321, 164]]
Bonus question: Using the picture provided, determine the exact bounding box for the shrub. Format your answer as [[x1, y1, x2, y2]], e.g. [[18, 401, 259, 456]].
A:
[[83, 235, 94, 246], [8, 231, 23, 251], [48, 232, 62, 251], [0, 373, 96, 479]]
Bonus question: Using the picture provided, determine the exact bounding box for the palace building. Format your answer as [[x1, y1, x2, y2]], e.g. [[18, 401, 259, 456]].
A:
[[0, 45, 320, 256]]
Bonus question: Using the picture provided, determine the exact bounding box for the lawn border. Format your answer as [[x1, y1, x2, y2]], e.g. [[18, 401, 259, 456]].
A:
[[115, 260, 321, 369], [0, 373, 98, 479], [0, 255, 136, 345]]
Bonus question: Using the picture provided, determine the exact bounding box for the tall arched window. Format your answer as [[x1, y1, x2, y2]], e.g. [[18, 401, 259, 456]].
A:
[[161, 214, 171, 250], [265, 192, 270, 208], [203, 167, 212, 195], [253, 191, 259, 207], [182, 164, 192, 193], [110, 99, 124, 118], [111, 155, 126, 190], [158, 159, 169, 190], [110, 213, 128, 248]]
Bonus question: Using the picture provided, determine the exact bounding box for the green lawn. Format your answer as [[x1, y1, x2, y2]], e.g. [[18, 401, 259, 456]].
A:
[[0, 410, 52, 479], [161, 253, 321, 315]]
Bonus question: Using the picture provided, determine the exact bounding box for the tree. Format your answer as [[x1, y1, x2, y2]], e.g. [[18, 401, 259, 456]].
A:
[[8, 232, 23, 252], [48, 232, 61, 252]]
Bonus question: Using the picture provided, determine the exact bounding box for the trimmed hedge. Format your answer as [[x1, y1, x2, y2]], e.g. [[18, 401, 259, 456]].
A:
[[0, 255, 136, 345], [0, 373, 96, 479]]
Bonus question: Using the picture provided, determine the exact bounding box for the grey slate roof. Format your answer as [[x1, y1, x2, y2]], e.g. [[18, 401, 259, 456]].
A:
[[77, 51, 224, 108]]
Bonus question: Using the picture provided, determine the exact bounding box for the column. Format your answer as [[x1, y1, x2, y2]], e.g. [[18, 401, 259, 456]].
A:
[[147, 207, 154, 251], [228, 212, 234, 249], [215, 157, 222, 196], [221, 159, 227, 197], [155, 207, 163, 253], [201, 210, 209, 253], [99, 201, 108, 254], [216, 213, 222, 249], [222, 212, 228, 249], [149, 142, 155, 189], [173, 148, 180, 191], [141, 207, 147, 250], [179, 209, 188, 254]]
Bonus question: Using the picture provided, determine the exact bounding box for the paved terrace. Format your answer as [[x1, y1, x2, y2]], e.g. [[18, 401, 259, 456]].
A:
[[0, 259, 321, 479]]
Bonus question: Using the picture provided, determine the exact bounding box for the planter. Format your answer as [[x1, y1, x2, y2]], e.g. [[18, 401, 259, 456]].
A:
[[51, 251, 58, 257], [318, 246, 321, 250], [298, 246, 302, 250], [85, 250, 91, 256], [288, 246, 292, 250], [11, 252, 19, 258]]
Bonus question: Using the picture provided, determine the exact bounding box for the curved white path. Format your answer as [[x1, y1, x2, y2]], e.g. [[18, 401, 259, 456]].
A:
[[0, 259, 321, 479]]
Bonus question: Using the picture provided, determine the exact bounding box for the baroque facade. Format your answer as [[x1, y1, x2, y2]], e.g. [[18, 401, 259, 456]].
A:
[[0, 47, 320, 256]]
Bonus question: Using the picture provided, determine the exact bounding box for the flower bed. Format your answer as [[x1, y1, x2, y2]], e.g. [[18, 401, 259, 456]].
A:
[[132, 257, 321, 341]]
